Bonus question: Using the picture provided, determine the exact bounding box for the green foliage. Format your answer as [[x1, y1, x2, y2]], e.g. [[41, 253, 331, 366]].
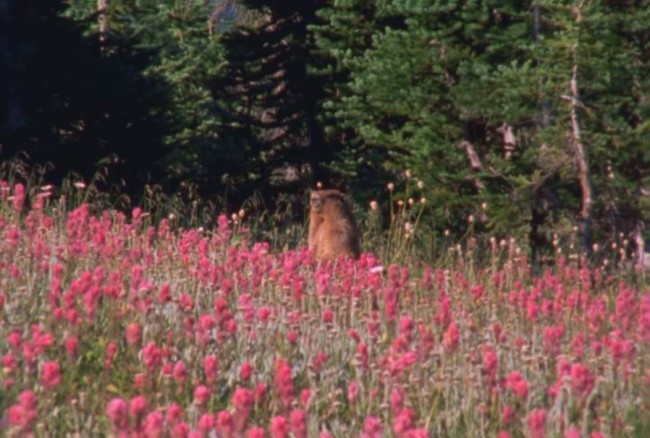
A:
[[1, 0, 649, 262], [313, 0, 650, 259], [212, 0, 335, 203], [1, 0, 173, 193]]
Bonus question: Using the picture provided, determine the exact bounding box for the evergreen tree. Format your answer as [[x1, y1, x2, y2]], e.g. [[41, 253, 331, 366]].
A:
[[571, 1, 650, 253], [314, 0, 650, 260], [0, 0, 172, 193], [311, 0, 396, 199], [216, 0, 330, 203], [321, 1, 537, 238]]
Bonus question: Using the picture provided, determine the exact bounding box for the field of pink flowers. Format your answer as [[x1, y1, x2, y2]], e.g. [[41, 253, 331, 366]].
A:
[[1, 182, 649, 437]]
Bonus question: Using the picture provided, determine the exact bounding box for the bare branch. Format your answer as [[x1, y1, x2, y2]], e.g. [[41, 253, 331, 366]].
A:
[[98, 0, 108, 44], [496, 123, 517, 159], [460, 140, 482, 171]]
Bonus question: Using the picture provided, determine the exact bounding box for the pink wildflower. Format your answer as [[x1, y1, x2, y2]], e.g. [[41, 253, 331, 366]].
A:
[[240, 361, 253, 381], [506, 371, 529, 400], [134, 373, 146, 390], [482, 345, 498, 385], [399, 316, 414, 336], [322, 309, 334, 324], [254, 383, 268, 405], [300, 389, 311, 408], [2, 353, 16, 373], [171, 422, 190, 438], [286, 330, 299, 344], [193, 385, 211, 405], [197, 413, 216, 433], [311, 351, 328, 373], [390, 386, 404, 413], [392, 408, 415, 435], [361, 416, 382, 438], [19, 390, 37, 410], [233, 386, 254, 431], [106, 397, 129, 430], [257, 306, 272, 323], [129, 395, 148, 426], [407, 429, 429, 438], [565, 427, 581, 438], [443, 321, 460, 352], [501, 405, 515, 424], [289, 409, 307, 438], [543, 325, 565, 354], [470, 284, 485, 300], [41, 360, 61, 389], [7, 390, 38, 432], [269, 415, 289, 438], [12, 183, 25, 212], [570, 363, 595, 398], [173, 361, 188, 385], [204, 354, 218, 383], [217, 410, 234, 437], [199, 313, 215, 330], [141, 342, 162, 371], [143, 410, 164, 437], [166, 403, 183, 425], [125, 322, 142, 347], [247, 426, 266, 438], [528, 408, 547, 438], [274, 358, 294, 408], [64, 336, 79, 357], [7, 331, 22, 348]]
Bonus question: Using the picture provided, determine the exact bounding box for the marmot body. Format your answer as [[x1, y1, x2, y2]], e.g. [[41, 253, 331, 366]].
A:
[[308, 189, 361, 261]]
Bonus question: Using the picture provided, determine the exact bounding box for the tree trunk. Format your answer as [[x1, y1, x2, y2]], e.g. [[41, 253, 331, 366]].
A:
[[98, 0, 108, 43], [567, 1, 592, 256], [530, 2, 551, 269]]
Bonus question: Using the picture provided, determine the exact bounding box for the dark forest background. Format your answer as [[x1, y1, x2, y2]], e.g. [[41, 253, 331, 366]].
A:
[[1, 0, 649, 260]]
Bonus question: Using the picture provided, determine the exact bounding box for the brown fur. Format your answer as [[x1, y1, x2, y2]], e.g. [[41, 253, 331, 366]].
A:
[[308, 189, 361, 261]]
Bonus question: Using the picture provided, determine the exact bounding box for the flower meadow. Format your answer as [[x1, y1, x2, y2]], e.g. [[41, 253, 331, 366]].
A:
[[1, 182, 649, 437]]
